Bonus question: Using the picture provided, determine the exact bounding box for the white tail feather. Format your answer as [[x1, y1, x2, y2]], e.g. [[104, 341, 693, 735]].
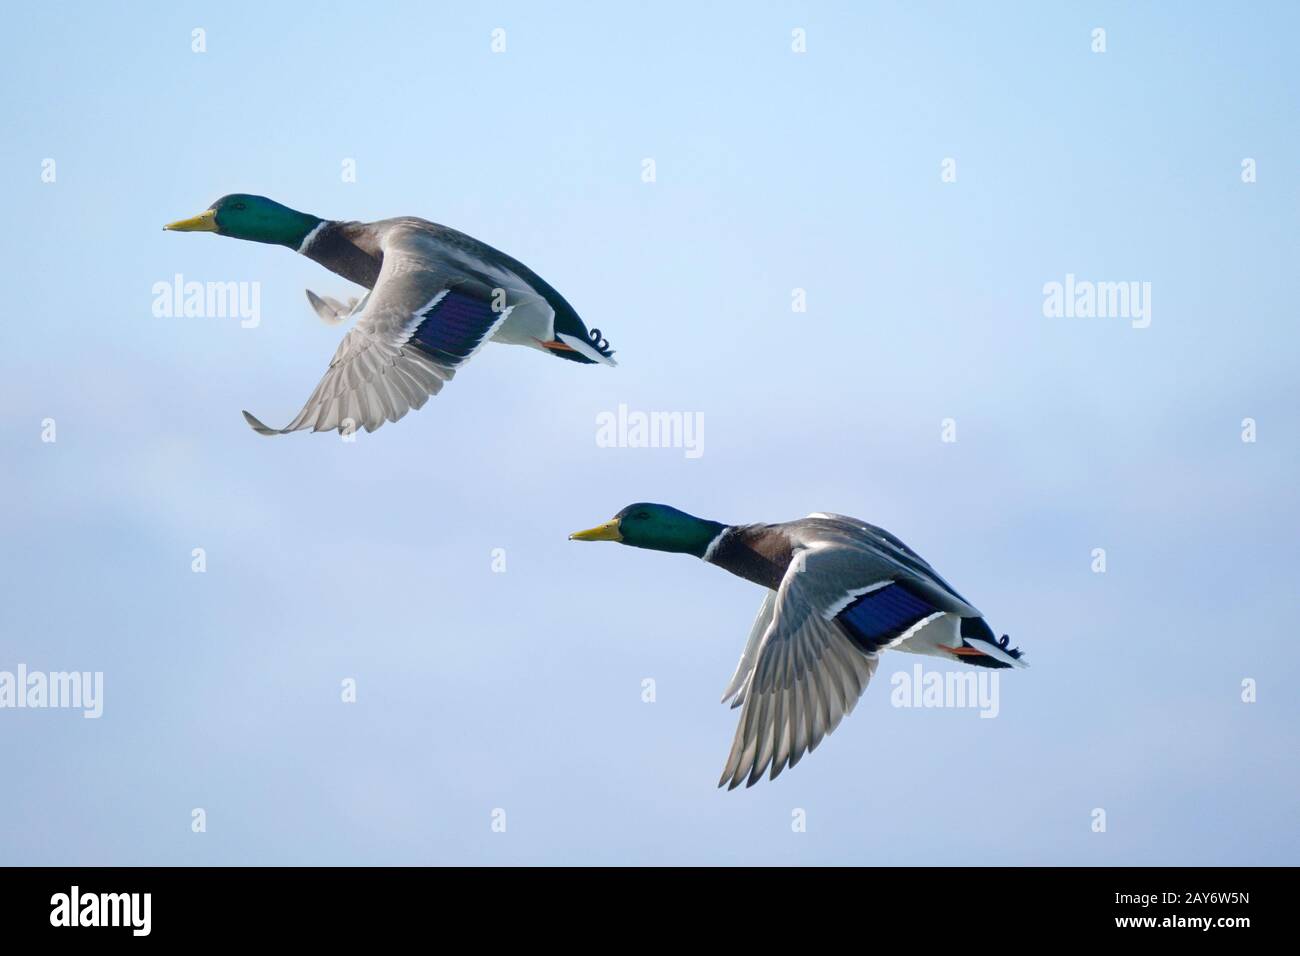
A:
[[963, 637, 1029, 668]]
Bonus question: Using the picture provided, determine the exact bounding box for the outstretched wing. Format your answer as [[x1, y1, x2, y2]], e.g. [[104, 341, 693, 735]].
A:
[[244, 225, 515, 436], [718, 541, 888, 789], [717, 521, 985, 789], [720, 589, 778, 710]]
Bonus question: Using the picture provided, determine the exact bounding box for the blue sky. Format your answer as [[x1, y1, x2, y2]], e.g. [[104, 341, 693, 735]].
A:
[[1, 1, 1296, 864]]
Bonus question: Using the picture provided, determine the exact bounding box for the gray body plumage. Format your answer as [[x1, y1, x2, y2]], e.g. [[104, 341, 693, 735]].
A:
[[705, 513, 1024, 789], [245, 217, 614, 436]]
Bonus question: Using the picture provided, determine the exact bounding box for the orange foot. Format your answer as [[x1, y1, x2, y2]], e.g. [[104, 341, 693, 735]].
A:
[[535, 338, 577, 352]]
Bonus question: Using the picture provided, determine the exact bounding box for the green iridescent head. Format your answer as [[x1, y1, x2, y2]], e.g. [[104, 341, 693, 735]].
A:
[[164, 194, 321, 248], [569, 503, 726, 558]]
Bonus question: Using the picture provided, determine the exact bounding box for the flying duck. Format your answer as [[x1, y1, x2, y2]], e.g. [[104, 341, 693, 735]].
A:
[[164, 194, 615, 436], [570, 504, 1027, 789]]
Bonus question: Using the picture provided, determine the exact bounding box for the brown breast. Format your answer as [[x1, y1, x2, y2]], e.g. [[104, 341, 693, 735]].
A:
[[305, 222, 383, 289], [706, 525, 795, 590]]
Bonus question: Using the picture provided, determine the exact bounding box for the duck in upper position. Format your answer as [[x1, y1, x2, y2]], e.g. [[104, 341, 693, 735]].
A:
[[164, 194, 615, 436], [570, 504, 1027, 789]]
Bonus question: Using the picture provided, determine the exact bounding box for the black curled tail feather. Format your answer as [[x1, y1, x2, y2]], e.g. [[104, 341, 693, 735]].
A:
[[545, 326, 616, 365], [959, 616, 1026, 669], [585, 327, 613, 358]]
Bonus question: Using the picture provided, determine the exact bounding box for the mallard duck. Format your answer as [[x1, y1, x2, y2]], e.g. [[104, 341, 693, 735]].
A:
[[164, 194, 615, 436], [570, 504, 1027, 788]]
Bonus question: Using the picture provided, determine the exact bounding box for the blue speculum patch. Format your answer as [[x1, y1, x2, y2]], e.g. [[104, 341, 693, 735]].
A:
[[837, 583, 936, 652], [409, 290, 500, 364]]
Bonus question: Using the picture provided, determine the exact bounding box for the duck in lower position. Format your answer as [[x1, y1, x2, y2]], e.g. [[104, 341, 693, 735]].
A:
[[165, 194, 615, 436], [570, 504, 1027, 789]]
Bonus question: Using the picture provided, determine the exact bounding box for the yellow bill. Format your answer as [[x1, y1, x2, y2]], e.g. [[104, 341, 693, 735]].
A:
[[163, 209, 218, 232], [569, 519, 622, 542]]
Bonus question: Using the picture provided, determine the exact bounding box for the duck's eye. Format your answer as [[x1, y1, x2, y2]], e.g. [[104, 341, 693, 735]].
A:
[[233, 202, 246, 211], [635, 511, 650, 520]]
